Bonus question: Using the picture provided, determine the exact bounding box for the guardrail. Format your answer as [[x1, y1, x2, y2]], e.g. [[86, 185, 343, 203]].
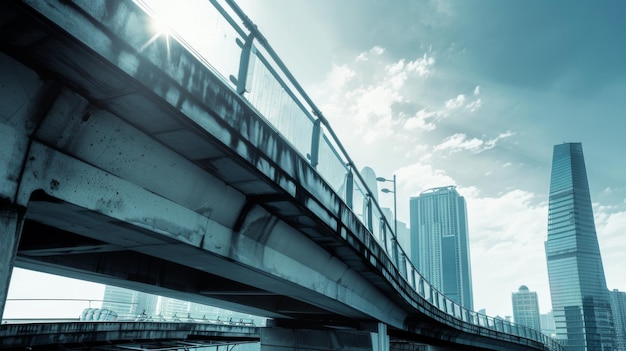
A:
[[3, 299, 259, 326], [132, 1, 563, 350]]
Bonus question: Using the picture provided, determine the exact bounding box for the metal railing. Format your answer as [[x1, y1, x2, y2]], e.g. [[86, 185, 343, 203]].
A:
[[132, 1, 563, 350], [3, 298, 260, 326]]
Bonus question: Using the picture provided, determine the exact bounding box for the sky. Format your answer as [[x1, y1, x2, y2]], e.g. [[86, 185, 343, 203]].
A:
[[7, 0, 626, 322]]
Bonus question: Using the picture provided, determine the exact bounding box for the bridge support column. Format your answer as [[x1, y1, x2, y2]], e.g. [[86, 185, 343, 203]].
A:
[[260, 326, 375, 351], [0, 204, 25, 319], [371, 322, 389, 351]]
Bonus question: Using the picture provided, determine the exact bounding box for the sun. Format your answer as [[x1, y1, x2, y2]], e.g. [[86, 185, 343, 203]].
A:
[[150, 13, 172, 37]]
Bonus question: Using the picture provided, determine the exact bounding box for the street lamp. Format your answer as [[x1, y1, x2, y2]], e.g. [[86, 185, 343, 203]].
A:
[[376, 175, 397, 236]]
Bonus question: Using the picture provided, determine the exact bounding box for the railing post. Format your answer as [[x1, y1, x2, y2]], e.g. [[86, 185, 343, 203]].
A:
[[309, 118, 321, 168], [391, 238, 399, 269], [380, 217, 388, 251], [366, 195, 373, 232], [235, 32, 255, 95], [345, 167, 353, 208]]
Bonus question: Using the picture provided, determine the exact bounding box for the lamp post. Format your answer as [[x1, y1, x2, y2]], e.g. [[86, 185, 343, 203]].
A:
[[376, 175, 397, 236]]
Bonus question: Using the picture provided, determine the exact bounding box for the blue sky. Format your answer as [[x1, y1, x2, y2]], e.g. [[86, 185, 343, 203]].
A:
[[8, 0, 626, 321]]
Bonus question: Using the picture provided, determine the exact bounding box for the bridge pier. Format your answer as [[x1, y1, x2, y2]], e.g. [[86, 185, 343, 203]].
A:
[[260, 321, 389, 351], [0, 205, 24, 319], [260, 327, 375, 351]]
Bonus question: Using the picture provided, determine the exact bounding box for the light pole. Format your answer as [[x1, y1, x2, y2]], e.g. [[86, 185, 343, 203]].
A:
[[376, 175, 397, 236]]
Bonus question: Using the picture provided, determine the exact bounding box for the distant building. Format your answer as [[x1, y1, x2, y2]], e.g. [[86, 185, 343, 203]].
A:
[[410, 186, 473, 310], [609, 289, 626, 351], [396, 220, 410, 260], [540, 311, 556, 337], [158, 296, 191, 318], [545, 143, 615, 350], [101, 285, 265, 326], [360, 166, 380, 203], [511, 285, 541, 331], [101, 286, 158, 318]]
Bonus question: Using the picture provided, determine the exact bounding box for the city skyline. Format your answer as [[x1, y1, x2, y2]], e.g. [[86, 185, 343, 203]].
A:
[[6, 0, 626, 321], [546, 142, 615, 349]]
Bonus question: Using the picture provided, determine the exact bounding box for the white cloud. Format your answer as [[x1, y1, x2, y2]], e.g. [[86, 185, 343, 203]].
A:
[[406, 54, 436, 77], [445, 94, 467, 109], [327, 64, 355, 90], [315, 46, 439, 145], [403, 109, 438, 131], [444, 93, 482, 112], [435, 133, 483, 153], [593, 207, 626, 291], [474, 85, 481, 96], [434, 131, 514, 154], [356, 46, 385, 61], [465, 98, 482, 112]]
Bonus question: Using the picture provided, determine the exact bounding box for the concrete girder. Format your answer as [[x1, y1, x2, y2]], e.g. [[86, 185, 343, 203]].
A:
[[29, 86, 246, 228], [0, 52, 61, 204], [16, 141, 405, 325]]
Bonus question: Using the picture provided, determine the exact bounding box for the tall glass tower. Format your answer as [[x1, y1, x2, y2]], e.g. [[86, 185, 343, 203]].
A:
[[545, 142, 615, 350], [512, 285, 542, 331], [410, 186, 473, 310]]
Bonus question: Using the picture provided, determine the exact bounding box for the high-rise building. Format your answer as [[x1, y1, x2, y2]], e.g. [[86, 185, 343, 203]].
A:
[[609, 289, 626, 351], [101, 286, 158, 318], [541, 311, 557, 337], [512, 285, 541, 331], [545, 142, 615, 350], [410, 186, 473, 310]]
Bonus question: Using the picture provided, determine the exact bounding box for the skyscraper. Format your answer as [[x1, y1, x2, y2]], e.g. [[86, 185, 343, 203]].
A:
[[512, 285, 542, 331], [410, 186, 473, 310], [101, 286, 158, 318], [545, 142, 615, 350], [609, 289, 626, 351]]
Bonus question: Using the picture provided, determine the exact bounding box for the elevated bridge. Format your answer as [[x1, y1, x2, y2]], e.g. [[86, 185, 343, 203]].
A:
[[0, 0, 563, 350]]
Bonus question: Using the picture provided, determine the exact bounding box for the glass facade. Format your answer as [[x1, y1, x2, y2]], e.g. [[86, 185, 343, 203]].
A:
[[609, 289, 626, 351], [101, 286, 158, 318], [512, 285, 542, 331], [410, 186, 474, 310], [545, 143, 615, 350]]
